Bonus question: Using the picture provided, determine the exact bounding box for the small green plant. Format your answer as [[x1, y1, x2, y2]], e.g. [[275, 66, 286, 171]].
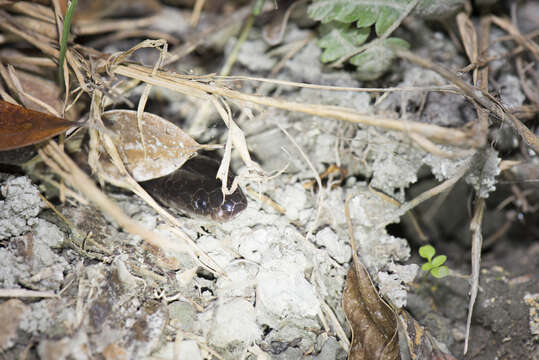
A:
[[58, 0, 78, 91], [419, 245, 449, 278], [307, 0, 466, 80]]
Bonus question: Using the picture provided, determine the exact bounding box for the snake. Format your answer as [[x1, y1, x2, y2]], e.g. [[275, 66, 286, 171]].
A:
[[0, 148, 247, 222], [139, 154, 247, 222]]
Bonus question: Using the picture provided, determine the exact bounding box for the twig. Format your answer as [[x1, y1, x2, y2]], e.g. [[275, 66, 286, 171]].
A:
[[7, 1, 55, 22], [163, 4, 263, 66], [278, 123, 324, 226], [395, 48, 539, 153], [190, 0, 206, 26], [377, 157, 474, 229], [112, 64, 479, 148], [245, 186, 286, 215], [73, 15, 160, 35], [0, 289, 57, 298], [216, 75, 459, 94], [344, 194, 359, 267], [189, 8, 256, 137], [319, 300, 350, 351], [489, 16, 539, 59], [464, 198, 485, 354]]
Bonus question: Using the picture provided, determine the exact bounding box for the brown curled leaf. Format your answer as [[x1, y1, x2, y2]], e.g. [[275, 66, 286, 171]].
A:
[[0, 100, 75, 151], [101, 110, 201, 182], [13, 69, 64, 116], [344, 263, 400, 360], [398, 310, 457, 360]]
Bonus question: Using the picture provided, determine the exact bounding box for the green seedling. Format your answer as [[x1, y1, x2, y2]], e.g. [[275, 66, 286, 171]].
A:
[[58, 0, 78, 90], [419, 245, 449, 278]]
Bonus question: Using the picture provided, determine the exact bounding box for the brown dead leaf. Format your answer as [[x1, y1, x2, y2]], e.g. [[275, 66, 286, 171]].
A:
[[344, 263, 400, 360], [10, 69, 63, 116], [398, 310, 456, 360], [0, 299, 28, 351], [102, 343, 128, 360], [0, 100, 75, 151], [13, 15, 57, 40], [72, 0, 162, 22], [101, 110, 200, 181]]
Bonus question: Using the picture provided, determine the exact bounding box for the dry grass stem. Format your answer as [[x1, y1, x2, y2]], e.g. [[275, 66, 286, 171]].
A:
[[219, 74, 460, 94], [278, 123, 325, 225], [396, 48, 539, 153], [210, 95, 262, 193], [0, 77, 17, 103], [0, 55, 56, 68], [489, 16, 539, 59], [73, 15, 161, 36], [344, 194, 359, 267], [0, 289, 57, 298], [7, 1, 55, 22], [319, 301, 351, 351], [408, 132, 475, 158], [378, 157, 473, 229], [163, 4, 257, 66], [457, 12, 479, 84], [465, 198, 485, 354], [36, 174, 88, 205], [190, 0, 206, 26], [245, 186, 286, 213], [112, 64, 478, 149], [0, 15, 59, 58], [136, 41, 168, 158], [270, 33, 315, 75]]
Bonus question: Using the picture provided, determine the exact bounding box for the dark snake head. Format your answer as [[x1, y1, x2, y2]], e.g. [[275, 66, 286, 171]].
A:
[[140, 155, 248, 222], [193, 186, 248, 222]]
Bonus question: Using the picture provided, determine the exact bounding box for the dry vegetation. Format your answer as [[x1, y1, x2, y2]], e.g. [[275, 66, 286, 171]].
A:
[[0, 0, 537, 359]]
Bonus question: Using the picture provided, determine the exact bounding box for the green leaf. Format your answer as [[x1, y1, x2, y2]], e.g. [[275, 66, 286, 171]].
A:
[[58, 0, 78, 90], [308, 1, 361, 24], [431, 266, 450, 278], [385, 37, 410, 50], [356, 6, 377, 27], [419, 245, 435, 261], [318, 23, 370, 63], [431, 255, 447, 267], [421, 262, 434, 272], [349, 38, 409, 80], [414, 0, 466, 20], [308, 0, 410, 31], [309, 0, 413, 80], [350, 41, 393, 80], [375, 6, 400, 36], [308, 0, 465, 25]]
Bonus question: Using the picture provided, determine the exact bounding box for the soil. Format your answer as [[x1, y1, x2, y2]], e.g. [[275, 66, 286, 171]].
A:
[[0, 1, 538, 359]]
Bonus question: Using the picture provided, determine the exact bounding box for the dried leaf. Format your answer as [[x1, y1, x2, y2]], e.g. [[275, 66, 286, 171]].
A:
[[14, 70, 63, 115], [0, 100, 74, 151], [398, 310, 456, 360], [13, 15, 58, 41], [72, 0, 162, 22], [0, 299, 28, 351], [262, 0, 303, 45], [102, 110, 200, 181], [343, 263, 400, 360]]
